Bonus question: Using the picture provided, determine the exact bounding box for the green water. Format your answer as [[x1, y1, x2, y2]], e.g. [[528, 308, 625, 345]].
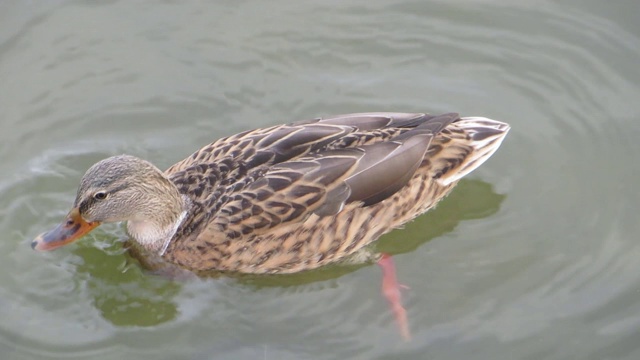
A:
[[2, 1, 640, 359]]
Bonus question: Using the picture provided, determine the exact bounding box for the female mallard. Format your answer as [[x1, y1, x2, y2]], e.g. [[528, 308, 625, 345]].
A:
[[32, 112, 508, 338], [33, 112, 508, 272]]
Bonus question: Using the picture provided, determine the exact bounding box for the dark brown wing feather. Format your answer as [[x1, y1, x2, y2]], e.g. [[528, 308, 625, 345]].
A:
[[165, 112, 459, 249], [156, 112, 512, 273]]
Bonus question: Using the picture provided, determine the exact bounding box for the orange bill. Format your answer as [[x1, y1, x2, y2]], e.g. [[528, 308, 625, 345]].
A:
[[31, 208, 100, 251]]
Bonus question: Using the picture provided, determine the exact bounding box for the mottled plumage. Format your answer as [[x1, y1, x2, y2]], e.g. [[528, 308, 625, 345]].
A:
[[33, 112, 509, 275]]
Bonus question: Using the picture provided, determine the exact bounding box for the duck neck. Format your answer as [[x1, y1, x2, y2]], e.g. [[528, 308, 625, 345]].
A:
[[126, 182, 189, 255]]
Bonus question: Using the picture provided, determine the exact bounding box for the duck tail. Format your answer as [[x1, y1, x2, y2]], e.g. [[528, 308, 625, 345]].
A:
[[430, 117, 510, 186]]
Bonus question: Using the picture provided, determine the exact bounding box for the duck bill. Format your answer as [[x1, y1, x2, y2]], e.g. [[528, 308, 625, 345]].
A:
[[31, 208, 100, 251]]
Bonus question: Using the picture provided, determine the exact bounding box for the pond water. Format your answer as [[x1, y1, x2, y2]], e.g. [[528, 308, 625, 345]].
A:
[[1, 1, 640, 359]]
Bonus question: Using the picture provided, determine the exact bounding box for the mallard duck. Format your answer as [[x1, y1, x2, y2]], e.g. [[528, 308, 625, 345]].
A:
[[32, 112, 508, 339], [33, 112, 509, 272]]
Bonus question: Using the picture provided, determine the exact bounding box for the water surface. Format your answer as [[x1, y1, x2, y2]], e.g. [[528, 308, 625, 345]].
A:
[[1, 1, 640, 359]]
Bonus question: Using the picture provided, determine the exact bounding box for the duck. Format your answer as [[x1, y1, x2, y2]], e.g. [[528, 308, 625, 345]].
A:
[[32, 112, 509, 273], [32, 112, 508, 339]]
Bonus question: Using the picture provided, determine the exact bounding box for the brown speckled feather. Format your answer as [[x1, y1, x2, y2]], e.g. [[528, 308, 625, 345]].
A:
[[160, 113, 509, 274]]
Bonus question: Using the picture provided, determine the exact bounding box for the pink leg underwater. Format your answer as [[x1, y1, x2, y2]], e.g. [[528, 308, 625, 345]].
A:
[[377, 253, 411, 340]]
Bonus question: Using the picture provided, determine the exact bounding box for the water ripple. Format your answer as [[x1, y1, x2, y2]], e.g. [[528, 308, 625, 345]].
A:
[[1, 1, 640, 359]]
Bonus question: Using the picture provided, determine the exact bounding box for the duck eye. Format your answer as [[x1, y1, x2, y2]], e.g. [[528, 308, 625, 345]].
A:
[[94, 191, 107, 200]]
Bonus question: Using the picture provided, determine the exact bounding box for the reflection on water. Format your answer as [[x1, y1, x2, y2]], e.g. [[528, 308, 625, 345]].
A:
[[375, 179, 505, 256], [71, 243, 181, 327], [235, 179, 505, 288], [63, 178, 504, 327]]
